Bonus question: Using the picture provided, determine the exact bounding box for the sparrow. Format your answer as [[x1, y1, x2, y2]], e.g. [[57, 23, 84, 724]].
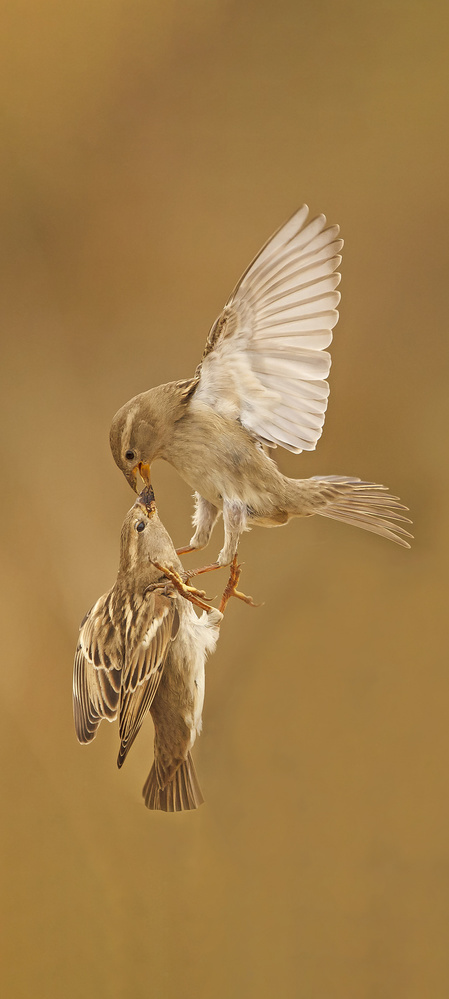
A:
[[110, 206, 412, 571], [73, 485, 245, 812]]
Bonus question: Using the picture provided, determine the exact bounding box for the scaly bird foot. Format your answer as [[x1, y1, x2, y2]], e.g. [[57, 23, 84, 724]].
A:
[[184, 561, 223, 578], [175, 545, 198, 555], [219, 555, 260, 613], [151, 561, 213, 612]]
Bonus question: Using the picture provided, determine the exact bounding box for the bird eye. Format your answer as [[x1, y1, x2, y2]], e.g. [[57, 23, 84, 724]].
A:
[[136, 521, 146, 533], [125, 449, 136, 461]]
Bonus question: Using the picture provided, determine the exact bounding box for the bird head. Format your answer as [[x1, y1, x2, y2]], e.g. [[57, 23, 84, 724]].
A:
[[109, 381, 197, 492], [118, 483, 177, 577], [109, 392, 157, 492]]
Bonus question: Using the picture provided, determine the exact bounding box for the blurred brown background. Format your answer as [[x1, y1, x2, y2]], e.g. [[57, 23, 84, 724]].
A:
[[1, 1, 448, 996]]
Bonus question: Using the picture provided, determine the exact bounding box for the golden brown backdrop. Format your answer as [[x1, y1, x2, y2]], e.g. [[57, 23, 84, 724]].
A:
[[1, 1, 448, 996]]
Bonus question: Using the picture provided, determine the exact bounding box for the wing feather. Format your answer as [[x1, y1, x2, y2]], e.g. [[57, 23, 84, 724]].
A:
[[194, 206, 342, 452], [244, 236, 343, 303], [250, 250, 343, 299], [73, 592, 121, 744], [117, 594, 178, 768]]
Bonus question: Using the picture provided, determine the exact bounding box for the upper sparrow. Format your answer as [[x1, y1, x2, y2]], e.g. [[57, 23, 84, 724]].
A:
[[110, 206, 412, 569], [73, 485, 240, 812]]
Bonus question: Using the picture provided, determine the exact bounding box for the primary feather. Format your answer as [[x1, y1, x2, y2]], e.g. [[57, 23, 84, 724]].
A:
[[194, 205, 342, 453]]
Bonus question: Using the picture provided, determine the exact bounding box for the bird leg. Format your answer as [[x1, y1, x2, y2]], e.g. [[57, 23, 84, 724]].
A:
[[150, 561, 213, 612], [184, 499, 247, 577], [176, 494, 220, 556], [219, 555, 260, 613], [217, 498, 247, 567]]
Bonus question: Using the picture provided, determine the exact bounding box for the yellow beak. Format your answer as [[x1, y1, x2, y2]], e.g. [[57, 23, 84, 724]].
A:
[[138, 462, 151, 485], [126, 462, 151, 492]]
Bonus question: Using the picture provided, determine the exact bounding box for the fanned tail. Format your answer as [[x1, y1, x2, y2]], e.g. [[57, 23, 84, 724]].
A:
[[142, 752, 204, 812], [295, 475, 413, 547]]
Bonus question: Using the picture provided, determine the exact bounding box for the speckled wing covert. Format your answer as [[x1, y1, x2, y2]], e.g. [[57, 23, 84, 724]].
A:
[[117, 592, 179, 768], [73, 592, 122, 744], [194, 205, 342, 453]]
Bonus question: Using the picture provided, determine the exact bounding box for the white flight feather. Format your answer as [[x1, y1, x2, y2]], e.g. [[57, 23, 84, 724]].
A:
[[194, 205, 342, 453]]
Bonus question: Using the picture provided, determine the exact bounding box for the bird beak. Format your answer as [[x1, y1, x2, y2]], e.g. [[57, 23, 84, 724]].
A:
[[134, 483, 157, 516], [126, 461, 151, 493], [138, 462, 151, 485]]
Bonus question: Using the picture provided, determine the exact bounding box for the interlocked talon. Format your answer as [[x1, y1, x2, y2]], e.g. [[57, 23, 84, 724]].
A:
[[151, 561, 213, 612], [175, 545, 198, 556], [219, 555, 259, 613]]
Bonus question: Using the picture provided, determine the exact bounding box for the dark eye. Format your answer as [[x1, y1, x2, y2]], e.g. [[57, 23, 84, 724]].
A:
[[136, 521, 146, 533], [125, 449, 136, 461]]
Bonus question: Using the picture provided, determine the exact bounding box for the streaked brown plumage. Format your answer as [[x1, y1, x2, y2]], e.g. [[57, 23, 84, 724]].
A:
[[109, 207, 412, 567], [73, 485, 224, 812]]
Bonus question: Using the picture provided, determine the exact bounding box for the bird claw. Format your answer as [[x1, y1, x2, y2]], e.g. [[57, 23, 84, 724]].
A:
[[151, 561, 213, 612], [219, 555, 260, 613], [149, 557, 259, 615]]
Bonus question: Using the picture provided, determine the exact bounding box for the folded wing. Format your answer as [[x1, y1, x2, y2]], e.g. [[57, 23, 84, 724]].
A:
[[194, 205, 342, 453], [117, 592, 179, 768], [73, 592, 122, 744]]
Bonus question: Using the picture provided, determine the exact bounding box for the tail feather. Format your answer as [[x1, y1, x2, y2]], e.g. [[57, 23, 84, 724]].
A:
[[142, 752, 204, 812], [307, 476, 413, 547]]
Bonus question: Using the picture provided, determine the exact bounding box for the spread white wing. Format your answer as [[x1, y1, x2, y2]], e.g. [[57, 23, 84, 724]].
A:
[[193, 205, 343, 453]]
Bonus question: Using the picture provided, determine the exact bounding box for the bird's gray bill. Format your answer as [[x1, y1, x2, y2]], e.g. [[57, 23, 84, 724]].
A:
[[135, 483, 157, 516]]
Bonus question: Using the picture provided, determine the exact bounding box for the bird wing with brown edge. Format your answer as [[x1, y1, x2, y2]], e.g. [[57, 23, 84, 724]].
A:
[[193, 206, 342, 454], [117, 591, 179, 768], [73, 591, 122, 744]]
